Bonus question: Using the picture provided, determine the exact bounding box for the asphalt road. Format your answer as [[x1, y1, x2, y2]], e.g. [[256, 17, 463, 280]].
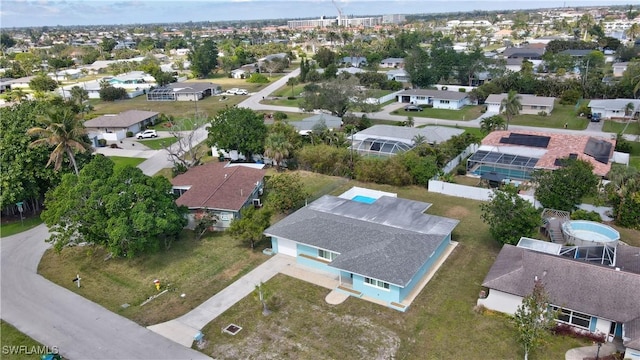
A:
[[0, 225, 210, 360]]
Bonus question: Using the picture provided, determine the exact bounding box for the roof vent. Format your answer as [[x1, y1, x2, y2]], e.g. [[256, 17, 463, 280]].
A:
[[615, 267, 620, 271], [224, 174, 227, 179]]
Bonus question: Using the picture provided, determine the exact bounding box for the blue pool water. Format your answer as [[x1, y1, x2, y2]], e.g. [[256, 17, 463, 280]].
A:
[[473, 165, 530, 181], [352, 195, 377, 204]]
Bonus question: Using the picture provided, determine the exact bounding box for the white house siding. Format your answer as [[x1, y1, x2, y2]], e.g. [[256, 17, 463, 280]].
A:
[[477, 289, 523, 315], [276, 238, 297, 257], [594, 318, 613, 340], [434, 99, 467, 110], [626, 347, 640, 360], [176, 93, 202, 101], [486, 103, 501, 113]]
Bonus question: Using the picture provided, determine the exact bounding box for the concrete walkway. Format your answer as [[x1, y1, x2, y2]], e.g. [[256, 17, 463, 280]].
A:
[[147, 254, 295, 346], [565, 341, 623, 360]]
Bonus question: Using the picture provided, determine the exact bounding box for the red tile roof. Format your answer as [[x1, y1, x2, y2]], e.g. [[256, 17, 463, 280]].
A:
[[170, 162, 265, 211], [481, 130, 615, 176]]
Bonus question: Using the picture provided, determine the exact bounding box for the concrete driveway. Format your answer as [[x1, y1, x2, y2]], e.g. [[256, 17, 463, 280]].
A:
[[0, 225, 210, 360]]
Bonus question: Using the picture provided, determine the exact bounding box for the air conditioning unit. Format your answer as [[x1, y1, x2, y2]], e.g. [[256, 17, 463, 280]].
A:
[[253, 198, 262, 208]]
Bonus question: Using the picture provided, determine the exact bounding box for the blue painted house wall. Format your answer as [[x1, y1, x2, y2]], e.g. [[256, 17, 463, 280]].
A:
[[352, 274, 400, 303], [296, 244, 341, 275], [270, 237, 279, 253], [399, 234, 451, 300]]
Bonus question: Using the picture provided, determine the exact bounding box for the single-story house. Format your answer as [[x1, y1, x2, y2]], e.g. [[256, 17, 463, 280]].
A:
[[396, 89, 471, 110], [0, 78, 15, 93], [337, 66, 365, 75], [386, 69, 410, 82], [258, 53, 288, 65], [170, 162, 266, 229], [342, 56, 367, 68], [106, 71, 155, 85], [485, 93, 556, 115], [146, 82, 222, 101], [84, 110, 159, 142], [469, 130, 618, 180], [264, 187, 459, 311], [379, 57, 405, 68], [588, 99, 640, 120], [502, 46, 545, 60], [48, 69, 82, 80], [230, 64, 258, 79], [4, 76, 35, 90], [612, 62, 629, 77], [350, 124, 465, 156], [291, 114, 342, 135], [478, 242, 640, 359], [560, 49, 598, 58]]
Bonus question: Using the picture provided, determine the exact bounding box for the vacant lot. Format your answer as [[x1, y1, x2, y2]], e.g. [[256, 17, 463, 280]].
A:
[[197, 179, 592, 360], [392, 105, 483, 121]]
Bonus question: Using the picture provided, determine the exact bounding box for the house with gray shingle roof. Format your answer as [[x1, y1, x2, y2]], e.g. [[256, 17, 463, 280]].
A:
[[396, 89, 471, 110], [478, 244, 640, 357], [349, 125, 464, 156], [291, 113, 342, 135], [485, 93, 556, 115], [84, 110, 159, 142], [170, 161, 266, 229], [588, 99, 640, 120], [264, 188, 459, 311]]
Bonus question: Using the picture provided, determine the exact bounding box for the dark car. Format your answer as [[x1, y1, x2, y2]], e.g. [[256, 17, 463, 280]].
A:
[[404, 105, 423, 112], [590, 113, 601, 122]]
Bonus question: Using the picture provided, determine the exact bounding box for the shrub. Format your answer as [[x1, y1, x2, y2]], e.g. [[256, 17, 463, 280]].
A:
[[423, 104, 433, 108], [570, 209, 602, 222], [99, 86, 128, 101], [247, 73, 270, 84], [560, 89, 581, 105], [458, 88, 466, 92], [552, 323, 606, 343], [273, 112, 288, 121], [538, 111, 548, 117], [126, 131, 133, 137], [98, 139, 107, 147], [456, 165, 467, 175]]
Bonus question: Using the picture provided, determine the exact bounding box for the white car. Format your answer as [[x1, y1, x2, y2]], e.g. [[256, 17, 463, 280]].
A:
[[226, 88, 248, 95], [136, 129, 158, 139]]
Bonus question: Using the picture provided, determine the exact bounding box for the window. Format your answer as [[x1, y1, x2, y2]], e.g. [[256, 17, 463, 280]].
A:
[[531, 105, 538, 110], [364, 277, 390, 290], [417, 96, 426, 100], [318, 249, 337, 261], [551, 306, 592, 329], [440, 100, 450, 104]]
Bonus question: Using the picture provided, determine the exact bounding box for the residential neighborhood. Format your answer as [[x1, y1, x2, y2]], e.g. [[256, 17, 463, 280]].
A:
[[2, 2, 640, 360]]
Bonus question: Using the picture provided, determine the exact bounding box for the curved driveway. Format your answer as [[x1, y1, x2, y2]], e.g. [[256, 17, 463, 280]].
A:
[[0, 225, 210, 360]]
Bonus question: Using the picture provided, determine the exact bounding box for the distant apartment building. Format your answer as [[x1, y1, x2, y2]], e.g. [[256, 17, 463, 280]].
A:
[[382, 14, 406, 24], [288, 14, 402, 28], [287, 16, 337, 29]]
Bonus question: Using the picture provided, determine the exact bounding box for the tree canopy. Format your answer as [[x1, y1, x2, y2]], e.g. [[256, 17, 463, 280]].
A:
[[266, 173, 309, 213], [188, 39, 218, 78], [513, 281, 557, 360], [29, 74, 59, 92], [227, 206, 272, 249], [206, 107, 267, 160], [480, 185, 541, 245], [532, 159, 598, 212], [41, 155, 188, 257], [299, 77, 363, 117]]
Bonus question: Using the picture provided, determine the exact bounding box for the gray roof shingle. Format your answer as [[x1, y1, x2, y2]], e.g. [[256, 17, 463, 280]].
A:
[[264, 195, 459, 287], [84, 110, 158, 128], [397, 89, 468, 101]]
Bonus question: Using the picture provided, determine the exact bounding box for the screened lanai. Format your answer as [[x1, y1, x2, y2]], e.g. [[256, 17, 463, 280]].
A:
[[353, 138, 413, 157], [466, 150, 540, 181], [147, 87, 176, 101]]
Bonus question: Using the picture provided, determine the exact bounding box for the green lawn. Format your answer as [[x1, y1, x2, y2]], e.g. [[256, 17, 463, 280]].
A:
[[197, 179, 592, 360], [392, 105, 483, 121], [0, 320, 50, 360], [509, 103, 589, 130], [603, 120, 640, 135], [260, 96, 302, 108], [109, 156, 145, 170], [623, 140, 640, 170], [270, 83, 306, 98], [137, 136, 179, 150], [0, 216, 43, 238]]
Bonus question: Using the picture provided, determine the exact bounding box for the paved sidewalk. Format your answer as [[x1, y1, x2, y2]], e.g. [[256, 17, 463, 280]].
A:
[[565, 342, 622, 360], [147, 254, 295, 346]]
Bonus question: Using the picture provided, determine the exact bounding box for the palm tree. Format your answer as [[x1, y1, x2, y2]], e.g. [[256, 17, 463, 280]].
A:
[[405, 116, 414, 127], [480, 115, 506, 134], [27, 107, 91, 176], [500, 91, 522, 130], [70, 86, 89, 107], [625, 23, 640, 42], [286, 76, 299, 97], [412, 134, 426, 146], [264, 132, 292, 171]]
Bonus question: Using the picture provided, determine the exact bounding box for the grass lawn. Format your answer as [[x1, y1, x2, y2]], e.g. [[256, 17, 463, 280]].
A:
[[137, 136, 179, 150], [0, 320, 50, 360], [628, 141, 640, 170], [0, 215, 43, 238], [602, 120, 640, 135], [198, 179, 591, 359], [509, 103, 589, 130], [109, 156, 145, 170], [270, 83, 306, 98], [392, 105, 483, 121], [260, 96, 302, 108]]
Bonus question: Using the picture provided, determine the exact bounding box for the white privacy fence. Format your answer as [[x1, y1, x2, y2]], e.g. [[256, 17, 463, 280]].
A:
[[428, 179, 541, 208], [441, 143, 478, 175], [377, 90, 402, 104]]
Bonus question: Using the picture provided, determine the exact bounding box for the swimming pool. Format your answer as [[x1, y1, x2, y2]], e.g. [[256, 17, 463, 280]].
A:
[[352, 195, 377, 204], [472, 165, 531, 181]]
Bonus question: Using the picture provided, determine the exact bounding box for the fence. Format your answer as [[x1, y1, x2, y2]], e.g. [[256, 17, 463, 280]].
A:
[[428, 179, 541, 207], [441, 143, 478, 175], [377, 90, 402, 104]]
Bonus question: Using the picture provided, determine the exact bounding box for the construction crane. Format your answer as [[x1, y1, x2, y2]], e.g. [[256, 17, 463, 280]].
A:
[[332, 0, 343, 26]]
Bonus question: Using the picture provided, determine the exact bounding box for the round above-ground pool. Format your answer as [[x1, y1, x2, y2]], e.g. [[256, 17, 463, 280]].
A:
[[561, 220, 620, 246]]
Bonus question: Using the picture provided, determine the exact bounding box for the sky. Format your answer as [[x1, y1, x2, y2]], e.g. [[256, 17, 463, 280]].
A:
[[0, 0, 636, 28]]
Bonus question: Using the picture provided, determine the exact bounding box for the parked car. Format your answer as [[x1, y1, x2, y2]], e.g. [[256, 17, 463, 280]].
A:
[[136, 129, 158, 139], [590, 113, 601, 122], [404, 105, 423, 112], [226, 88, 248, 95]]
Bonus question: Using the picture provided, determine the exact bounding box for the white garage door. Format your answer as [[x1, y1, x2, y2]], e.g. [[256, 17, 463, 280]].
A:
[[487, 104, 501, 113], [277, 238, 297, 257]]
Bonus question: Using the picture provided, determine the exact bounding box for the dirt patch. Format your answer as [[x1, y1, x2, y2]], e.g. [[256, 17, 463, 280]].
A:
[[444, 206, 471, 219]]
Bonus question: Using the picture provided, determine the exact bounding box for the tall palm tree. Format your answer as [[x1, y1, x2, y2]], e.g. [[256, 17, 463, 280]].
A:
[[264, 132, 292, 171], [625, 23, 640, 42], [27, 107, 91, 176], [500, 91, 522, 130], [70, 86, 89, 107], [286, 76, 299, 97]]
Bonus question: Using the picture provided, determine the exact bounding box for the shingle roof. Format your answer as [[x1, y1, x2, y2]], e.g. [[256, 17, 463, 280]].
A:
[[397, 89, 468, 101], [482, 245, 640, 323], [481, 130, 615, 176], [83, 110, 159, 128], [168, 82, 220, 94], [588, 99, 640, 111], [264, 195, 459, 287], [170, 162, 265, 211], [292, 114, 342, 132], [485, 93, 555, 107]]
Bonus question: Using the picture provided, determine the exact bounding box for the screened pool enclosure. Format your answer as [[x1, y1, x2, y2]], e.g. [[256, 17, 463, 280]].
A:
[[466, 150, 540, 181]]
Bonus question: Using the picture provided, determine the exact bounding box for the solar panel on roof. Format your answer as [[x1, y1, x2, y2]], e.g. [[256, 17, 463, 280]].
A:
[[499, 133, 551, 148], [584, 138, 612, 164]]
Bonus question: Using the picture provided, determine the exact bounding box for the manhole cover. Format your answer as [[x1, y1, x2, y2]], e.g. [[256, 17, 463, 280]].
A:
[[222, 324, 242, 335]]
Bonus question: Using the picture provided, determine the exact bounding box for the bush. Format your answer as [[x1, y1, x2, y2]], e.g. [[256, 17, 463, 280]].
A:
[[247, 73, 270, 84], [456, 165, 467, 175], [570, 209, 602, 222], [552, 323, 606, 343], [458, 88, 466, 92], [126, 131, 133, 137], [99, 86, 128, 101], [560, 89, 582, 105], [98, 139, 107, 147], [423, 104, 433, 108], [273, 111, 288, 121], [538, 111, 548, 117]]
